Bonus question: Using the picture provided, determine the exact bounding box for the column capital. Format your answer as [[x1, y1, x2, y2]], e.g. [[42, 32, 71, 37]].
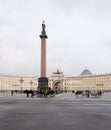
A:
[[40, 34, 48, 39]]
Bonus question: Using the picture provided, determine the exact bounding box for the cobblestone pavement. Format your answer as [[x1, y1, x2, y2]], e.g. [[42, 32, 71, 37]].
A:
[[0, 92, 111, 130]]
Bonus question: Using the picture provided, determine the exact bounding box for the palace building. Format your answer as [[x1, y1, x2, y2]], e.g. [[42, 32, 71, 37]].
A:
[[0, 69, 111, 92]]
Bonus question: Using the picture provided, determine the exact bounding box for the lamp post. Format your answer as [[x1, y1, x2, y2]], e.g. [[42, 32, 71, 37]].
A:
[[30, 80, 33, 90], [19, 77, 24, 93]]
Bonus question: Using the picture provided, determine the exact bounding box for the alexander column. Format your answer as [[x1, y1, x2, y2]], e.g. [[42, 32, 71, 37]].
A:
[[38, 21, 48, 89]]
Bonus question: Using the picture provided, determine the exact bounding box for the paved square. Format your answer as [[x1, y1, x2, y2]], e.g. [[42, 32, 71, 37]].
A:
[[0, 92, 111, 130]]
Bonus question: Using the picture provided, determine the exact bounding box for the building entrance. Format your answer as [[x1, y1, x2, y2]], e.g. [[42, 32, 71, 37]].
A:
[[52, 80, 63, 93]]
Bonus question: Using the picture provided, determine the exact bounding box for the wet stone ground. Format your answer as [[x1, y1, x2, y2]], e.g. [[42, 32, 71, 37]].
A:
[[0, 92, 111, 130]]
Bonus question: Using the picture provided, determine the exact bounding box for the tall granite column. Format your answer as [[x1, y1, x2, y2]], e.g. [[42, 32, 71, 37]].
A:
[[38, 21, 48, 89]]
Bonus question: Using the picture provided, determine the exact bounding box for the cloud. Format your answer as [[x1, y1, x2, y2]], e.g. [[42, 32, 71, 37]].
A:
[[0, 0, 111, 76]]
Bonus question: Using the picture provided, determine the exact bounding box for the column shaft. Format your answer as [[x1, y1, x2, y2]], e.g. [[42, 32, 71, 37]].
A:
[[41, 38, 46, 77]]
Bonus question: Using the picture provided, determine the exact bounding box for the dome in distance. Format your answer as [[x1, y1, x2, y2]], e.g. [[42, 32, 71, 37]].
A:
[[80, 69, 92, 76]]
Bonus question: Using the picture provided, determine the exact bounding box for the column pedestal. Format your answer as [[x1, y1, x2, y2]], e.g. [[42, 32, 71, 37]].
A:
[[38, 77, 48, 88]]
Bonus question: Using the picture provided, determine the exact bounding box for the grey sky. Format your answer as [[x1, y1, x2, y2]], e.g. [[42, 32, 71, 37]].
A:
[[0, 0, 111, 77]]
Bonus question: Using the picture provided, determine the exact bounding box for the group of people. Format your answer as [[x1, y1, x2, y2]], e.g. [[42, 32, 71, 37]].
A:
[[74, 90, 102, 98], [11, 90, 34, 97]]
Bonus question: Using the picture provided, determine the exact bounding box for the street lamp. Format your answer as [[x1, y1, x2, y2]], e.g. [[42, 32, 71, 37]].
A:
[[19, 77, 24, 93], [30, 80, 33, 90]]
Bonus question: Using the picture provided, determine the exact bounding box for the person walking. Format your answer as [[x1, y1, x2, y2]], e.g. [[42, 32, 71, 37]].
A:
[[11, 90, 13, 96]]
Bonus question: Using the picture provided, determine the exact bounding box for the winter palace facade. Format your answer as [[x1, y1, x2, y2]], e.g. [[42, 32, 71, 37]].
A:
[[0, 69, 111, 92]]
